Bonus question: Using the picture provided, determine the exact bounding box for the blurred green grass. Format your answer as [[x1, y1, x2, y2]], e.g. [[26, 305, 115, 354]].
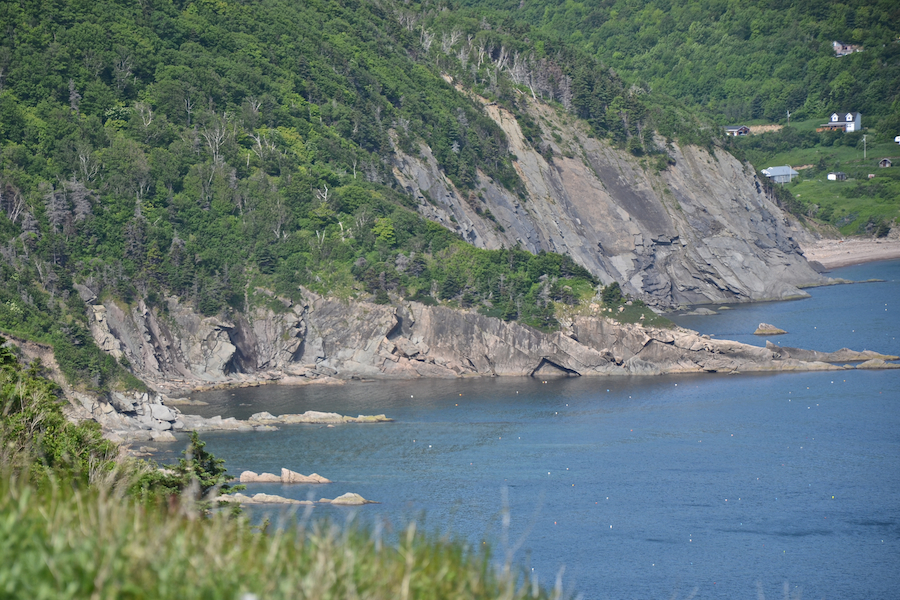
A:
[[0, 470, 558, 600]]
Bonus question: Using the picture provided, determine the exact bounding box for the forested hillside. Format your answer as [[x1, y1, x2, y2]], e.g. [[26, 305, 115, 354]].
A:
[[3, 0, 884, 389], [0, 0, 639, 388], [454, 0, 900, 136]]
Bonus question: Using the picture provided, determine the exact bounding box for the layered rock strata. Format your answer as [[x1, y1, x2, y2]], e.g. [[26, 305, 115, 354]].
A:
[[79, 290, 897, 392], [391, 92, 828, 307]]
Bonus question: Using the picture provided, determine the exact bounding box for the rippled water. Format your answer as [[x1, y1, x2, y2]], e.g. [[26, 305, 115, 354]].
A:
[[160, 260, 900, 599]]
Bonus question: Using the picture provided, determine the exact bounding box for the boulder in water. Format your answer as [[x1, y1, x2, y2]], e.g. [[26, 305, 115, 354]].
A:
[[754, 323, 787, 335], [239, 470, 282, 483], [323, 492, 377, 505], [281, 468, 331, 483]]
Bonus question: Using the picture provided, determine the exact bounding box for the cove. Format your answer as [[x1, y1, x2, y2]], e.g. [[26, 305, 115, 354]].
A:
[[162, 260, 900, 599]]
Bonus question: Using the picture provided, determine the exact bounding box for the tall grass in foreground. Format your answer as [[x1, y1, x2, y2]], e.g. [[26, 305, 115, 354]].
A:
[[0, 469, 556, 600]]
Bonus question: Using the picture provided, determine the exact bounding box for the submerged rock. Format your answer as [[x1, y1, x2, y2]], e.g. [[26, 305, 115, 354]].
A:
[[856, 359, 900, 370], [219, 493, 313, 505], [248, 411, 392, 425], [765, 342, 898, 363]]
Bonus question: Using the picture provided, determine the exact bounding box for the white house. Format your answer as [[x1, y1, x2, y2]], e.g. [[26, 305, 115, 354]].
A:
[[762, 166, 799, 184], [820, 111, 862, 133]]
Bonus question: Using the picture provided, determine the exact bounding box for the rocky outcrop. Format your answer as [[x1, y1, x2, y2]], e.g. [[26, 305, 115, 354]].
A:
[[755, 323, 787, 335], [765, 342, 898, 363], [248, 411, 392, 424], [856, 359, 900, 370], [218, 492, 377, 506], [219, 493, 314, 505], [239, 469, 331, 484], [323, 493, 377, 506], [391, 91, 828, 308]]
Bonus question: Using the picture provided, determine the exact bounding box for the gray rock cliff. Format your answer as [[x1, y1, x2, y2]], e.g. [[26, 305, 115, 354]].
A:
[[391, 92, 826, 308], [79, 290, 888, 391]]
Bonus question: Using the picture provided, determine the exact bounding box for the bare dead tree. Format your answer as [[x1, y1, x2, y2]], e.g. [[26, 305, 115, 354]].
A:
[[477, 41, 488, 67], [271, 197, 287, 239], [113, 49, 133, 91], [397, 10, 418, 31], [65, 176, 94, 222], [421, 28, 435, 52], [78, 147, 100, 183], [315, 183, 329, 206], [244, 96, 262, 125], [68, 79, 81, 113], [457, 46, 469, 70], [82, 49, 104, 78], [43, 183, 68, 233], [184, 93, 195, 126], [0, 181, 26, 224], [496, 45, 510, 73], [440, 30, 462, 54], [200, 112, 235, 165], [135, 101, 153, 127], [354, 206, 372, 233]]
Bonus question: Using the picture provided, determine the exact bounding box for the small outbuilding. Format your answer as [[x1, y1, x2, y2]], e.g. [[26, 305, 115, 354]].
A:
[[827, 172, 847, 181], [879, 158, 892, 168], [762, 166, 799, 184]]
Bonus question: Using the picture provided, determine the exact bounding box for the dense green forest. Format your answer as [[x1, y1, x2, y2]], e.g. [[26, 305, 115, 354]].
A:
[[0, 0, 635, 388], [1, 0, 897, 388], [453, 0, 900, 135]]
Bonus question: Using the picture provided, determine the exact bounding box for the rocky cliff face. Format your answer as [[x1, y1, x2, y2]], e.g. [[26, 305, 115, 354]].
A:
[[82, 289, 874, 395], [391, 90, 825, 308]]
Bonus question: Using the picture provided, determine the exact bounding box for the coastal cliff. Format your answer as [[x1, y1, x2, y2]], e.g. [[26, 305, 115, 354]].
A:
[[82, 288, 888, 397], [392, 92, 826, 308]]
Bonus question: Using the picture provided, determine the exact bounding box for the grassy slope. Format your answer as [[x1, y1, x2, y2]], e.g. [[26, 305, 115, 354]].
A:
[[0, 472, 553, 600], [733, 118, 900, 234], [0, 336, 554, 600]]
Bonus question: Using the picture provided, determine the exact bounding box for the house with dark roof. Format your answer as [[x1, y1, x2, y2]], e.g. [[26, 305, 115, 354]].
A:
[[818, 111, 862, 133], [762, 166, 799, 184], [724, 125, 750, 137]]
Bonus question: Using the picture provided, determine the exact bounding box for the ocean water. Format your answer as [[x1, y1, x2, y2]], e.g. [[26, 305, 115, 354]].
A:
[[162, 260, 900, 599]]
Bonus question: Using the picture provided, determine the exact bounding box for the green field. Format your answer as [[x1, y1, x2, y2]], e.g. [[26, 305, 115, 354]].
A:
[[733, 120, 900, 235]]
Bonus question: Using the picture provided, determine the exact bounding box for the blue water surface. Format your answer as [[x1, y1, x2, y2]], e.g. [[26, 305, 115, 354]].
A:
[[161, 260, 900, 599]]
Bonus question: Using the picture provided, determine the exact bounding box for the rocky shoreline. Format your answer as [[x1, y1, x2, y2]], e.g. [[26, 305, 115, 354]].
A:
[[7, 286, 899, 445], [63, 391, 394, 443]]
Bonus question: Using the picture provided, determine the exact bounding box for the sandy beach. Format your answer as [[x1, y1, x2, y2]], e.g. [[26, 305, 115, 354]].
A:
[[800, 237, 900, 269]]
